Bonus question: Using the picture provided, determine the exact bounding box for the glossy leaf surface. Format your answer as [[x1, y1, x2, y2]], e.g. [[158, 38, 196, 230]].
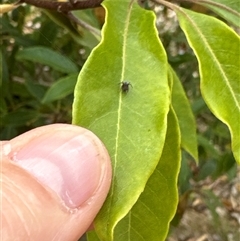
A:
[[72, 0, 170, 239], [176, 8, 240, 164]]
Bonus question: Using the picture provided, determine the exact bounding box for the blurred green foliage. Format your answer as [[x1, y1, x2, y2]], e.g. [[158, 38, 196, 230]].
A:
[[1, 6, 101, 139], [0, 2, 237, 238]]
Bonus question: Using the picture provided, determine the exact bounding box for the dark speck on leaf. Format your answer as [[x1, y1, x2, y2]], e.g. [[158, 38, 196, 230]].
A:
[[120, 81, 132, 93]]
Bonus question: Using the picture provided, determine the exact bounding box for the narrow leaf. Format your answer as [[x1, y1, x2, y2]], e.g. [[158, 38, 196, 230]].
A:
[[1, 110, 39, 127], [43, 10, 81, 38], [44, 10, 99, 49], [42, 73, 78, 103], [176, 8, 240, 164], [25, 80, 46, 102], [197, 0, 240, 27], [197, 135, 219, 159], [0, 49, 9, 84], [72, 0, 170, 240], [113, 107, 181, 241], [16, 46, 78, 73], [170, 67, 198, 161]]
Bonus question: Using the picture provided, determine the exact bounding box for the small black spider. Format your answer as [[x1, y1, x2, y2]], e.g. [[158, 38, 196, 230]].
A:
[[120, 81, 132, 93]]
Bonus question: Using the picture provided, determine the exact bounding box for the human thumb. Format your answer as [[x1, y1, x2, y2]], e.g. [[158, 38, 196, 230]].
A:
[[1, 124, 112, 241]]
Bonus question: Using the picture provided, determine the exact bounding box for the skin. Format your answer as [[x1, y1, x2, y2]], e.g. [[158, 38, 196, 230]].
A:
[[0, 124, 112, 241]]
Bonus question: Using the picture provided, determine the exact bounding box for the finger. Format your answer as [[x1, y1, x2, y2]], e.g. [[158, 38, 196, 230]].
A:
[[1, 124, 112, 241]]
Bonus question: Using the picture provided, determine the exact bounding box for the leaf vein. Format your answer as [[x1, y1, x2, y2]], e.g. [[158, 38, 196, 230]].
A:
[[183, 9, 240, 111]]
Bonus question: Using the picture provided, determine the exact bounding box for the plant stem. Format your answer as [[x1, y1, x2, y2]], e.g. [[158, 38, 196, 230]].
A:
[[18, 0, 103, 12]]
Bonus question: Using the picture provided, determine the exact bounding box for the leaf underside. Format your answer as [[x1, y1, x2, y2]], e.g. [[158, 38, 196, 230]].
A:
[[176, 8, 240, 164], [73, 0, 171, 240], [113, 107, 181, 241], [170, 67, 198, 162]]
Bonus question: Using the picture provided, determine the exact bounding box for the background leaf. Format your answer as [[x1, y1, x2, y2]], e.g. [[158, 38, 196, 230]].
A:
[[0, 110, 39, 127], [170, 67, 198, 161], [0, 48, 9, 84], [25, 80, 46, 102], [16, 46, 79, 73], [42, 73, 78, 103], [72, 0, 170, 239], [44, 10, 100, 50], [176, 8, 240, 164], [0, 4, 18, 14], [197, 0, 240, 27]]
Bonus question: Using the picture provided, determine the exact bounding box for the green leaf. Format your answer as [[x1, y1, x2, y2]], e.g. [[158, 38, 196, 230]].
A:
[[43, 10, 99, 50], [16, 46, 78, 73], [72, 0, 170, 240], [197, 135, 219, 159], [0, 49, 10, 100], [71, 10, 101, 48], [87, 109, 180, 241], [36, 19, 59, 47], [113, 108, 180, 241], [74, 9, 101, 28], [42, 73, 78, 103], [25, 80, 46, 102], [0, 4, 18, 14], [176, 8, 240, 164], [88, 231, 101, 241], [170, 67, 198, 161], [43, 10, 84, 44], [1, 14, 20, 36], [178, 152, 192, 194], [197, 0, 240, 27], [0, 126, 18, 140], [191, 97, 206, 115], [213, 152, 236, 178], [1, 110, 39, 127], [0, 97, 7, 114], [11, 81, 31, 98]]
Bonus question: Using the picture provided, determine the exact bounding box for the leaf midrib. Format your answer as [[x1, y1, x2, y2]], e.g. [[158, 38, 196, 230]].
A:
[[106, 0, 135, 236], [181, 8, 240, 112], [198, 0, 240, 18]]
